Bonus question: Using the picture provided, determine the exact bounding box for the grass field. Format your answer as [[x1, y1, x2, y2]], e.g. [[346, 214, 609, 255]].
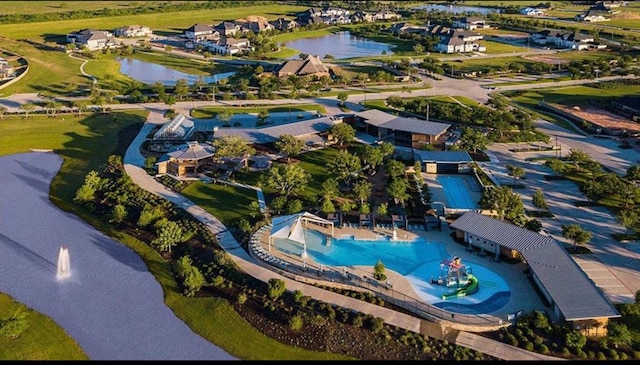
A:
[[0, 4, 308, 42], [0, 1, 206, 15], [190, 104, 326, 119], [0, 293, 88, 360]]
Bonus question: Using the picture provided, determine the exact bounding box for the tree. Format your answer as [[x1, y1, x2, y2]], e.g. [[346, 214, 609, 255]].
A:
[[175, 255, 205, 297], [321, 198, 336, 214], [378, 141, 395, 159], [174, 78, 189, 101], [373, 260, 386, 281], [618, 208, 639, 229], [152, 81, 166, 99], [506, 164, 525, 185], [275, 134, 304, 162], [20, 103, 36, 119], [565, 148, 591, 172], [606, 322, 632, 349], [359, 144, 384, 171], [0, 308, 28, 339], [320, 178, 339, 201], [329, 123, 355, 147], [108, 204, 128, 225], [532, 189, 548, 210], [217, 109, 232, 125], [626, 164, 640, 182], [260, 163, 309, 197], [387, 178, 409, 207], [377, 202, 389, 217], [0, 106, 6, 119], [212, 135, 256, 168], [458, 127, 490, 154], [286, 199, 303, 214], [413, 43, 424, 55], [267, 278, 286, 299], [327, 150, 361, 182], [524, 218, 542, 232], [564, 330, 587, 351], [337, 91, 348, 106], [270, 195, 287, 215], [479, 186, 525, 223], [385, 159, 406, 180], [257, 109, 269, 124], [162, 94, 177, 107], [562, 223, 592, 251], [152, 219, 185, 253], [353, 179, 372, 205]]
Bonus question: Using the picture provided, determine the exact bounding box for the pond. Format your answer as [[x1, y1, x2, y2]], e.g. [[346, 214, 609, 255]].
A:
[[116, 57, 235, 86], [413, 3, 502, 15], [284, 31, 394, 60]]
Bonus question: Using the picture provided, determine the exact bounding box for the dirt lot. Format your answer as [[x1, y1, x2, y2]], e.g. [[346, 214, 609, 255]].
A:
[[552, 103, 640, 134]]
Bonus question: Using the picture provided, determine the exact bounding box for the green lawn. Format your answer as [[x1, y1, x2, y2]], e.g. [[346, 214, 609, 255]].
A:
[[180, 182, 258, 227], [190, 104, 326, 119], [0, 293, 88, 360], [0, 1, 202, 15], [483, 40, 528, 54], [296, 147, 343, 201]]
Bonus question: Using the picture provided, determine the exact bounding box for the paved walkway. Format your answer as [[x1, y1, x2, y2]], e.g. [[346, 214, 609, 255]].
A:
[[122, 114, 561, 360]]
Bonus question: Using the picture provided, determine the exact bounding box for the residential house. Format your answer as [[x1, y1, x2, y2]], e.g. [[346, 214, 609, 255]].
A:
[[452, 17, 489, 30], [344, 109, 450, 149], [208, 37, 252, 56], [184, 24, 217, 40], [350, 10, 373, 23], [214, 21, 240, 37], [432, 28, 485, 54], [113, 25, 152, 38], [529, 29, 601, 50], [275, 54, 330, 78], [520, 7, 545, 16], [388, 22, 427, 35], [450, 211, 620, 335], [239, 20, 275, 33], [66, 29, 116, 51], [372, 10, 401, 21], [269, 17, 298, 31], [575, 9, 611, 22], [156, 141, 216, 178]]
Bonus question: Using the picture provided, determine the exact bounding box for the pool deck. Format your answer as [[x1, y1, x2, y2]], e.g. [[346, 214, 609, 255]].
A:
[[252, 222, 549, 326]]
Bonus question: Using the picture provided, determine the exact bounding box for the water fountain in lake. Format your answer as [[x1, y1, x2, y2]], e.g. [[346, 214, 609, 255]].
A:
[[56, 245, 71, 280]]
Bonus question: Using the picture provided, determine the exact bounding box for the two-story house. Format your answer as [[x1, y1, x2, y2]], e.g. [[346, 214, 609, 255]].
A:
[[66, 29, 116, 51], [113, 25, 152, 38], [452, 17, 489, 30]]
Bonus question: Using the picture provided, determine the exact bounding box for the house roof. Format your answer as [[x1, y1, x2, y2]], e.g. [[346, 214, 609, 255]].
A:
[[277, 55, 329, 77], [414, 150, 472, 163], [166, 141, 216, 161], [355, 109, 450, 137], [213, 116, 338, 144], [449, 211, 620, 321]]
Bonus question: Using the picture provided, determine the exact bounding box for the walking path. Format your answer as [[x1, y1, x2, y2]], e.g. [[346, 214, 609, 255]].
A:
[[121, 114, 561, 360]]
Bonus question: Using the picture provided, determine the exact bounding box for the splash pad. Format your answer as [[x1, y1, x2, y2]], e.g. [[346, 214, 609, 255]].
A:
[[431, 256, 479, 300]]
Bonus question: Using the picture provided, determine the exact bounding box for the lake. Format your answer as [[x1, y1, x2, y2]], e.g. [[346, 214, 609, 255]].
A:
[[116, 57, 235, 86], [284, 31, 393, 60], [413, 4, 502, 15]]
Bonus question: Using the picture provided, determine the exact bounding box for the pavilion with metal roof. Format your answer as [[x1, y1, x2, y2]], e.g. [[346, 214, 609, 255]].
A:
[[449, 211, 620, 333]]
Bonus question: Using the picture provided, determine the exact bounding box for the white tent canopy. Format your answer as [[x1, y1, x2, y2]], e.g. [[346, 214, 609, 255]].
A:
[[268, 212, 334, 250]]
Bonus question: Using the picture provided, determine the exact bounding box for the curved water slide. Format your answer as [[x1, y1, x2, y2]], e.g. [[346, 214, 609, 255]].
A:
[[441, 274, 479, 300]]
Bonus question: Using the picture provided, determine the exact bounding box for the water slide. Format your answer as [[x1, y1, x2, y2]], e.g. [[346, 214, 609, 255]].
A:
[[441, 274, 479, 300]]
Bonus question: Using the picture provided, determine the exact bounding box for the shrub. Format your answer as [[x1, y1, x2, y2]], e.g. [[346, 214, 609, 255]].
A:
[[538, 344, 550, 354], [523, 341, 534, 351], [237, 292, 247, 305], [352, 315, 364, 328], [596, 351, 606, 360], [289, 314, 304, 331]]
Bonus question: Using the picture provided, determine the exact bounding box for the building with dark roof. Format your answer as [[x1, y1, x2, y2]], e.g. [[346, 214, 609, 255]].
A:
[[450, 211, 620, 336], [345, 109, 450, 149], [275, 55, 330, 78], [414, 150, 473, 174]]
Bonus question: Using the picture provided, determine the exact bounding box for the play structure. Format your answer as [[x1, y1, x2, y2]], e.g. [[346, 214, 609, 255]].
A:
[[431, 256, 479, 300]]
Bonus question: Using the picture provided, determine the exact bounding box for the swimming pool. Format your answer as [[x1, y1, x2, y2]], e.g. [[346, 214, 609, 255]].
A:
[[272, 229, 510, 314], [437, 175, 479, 210]]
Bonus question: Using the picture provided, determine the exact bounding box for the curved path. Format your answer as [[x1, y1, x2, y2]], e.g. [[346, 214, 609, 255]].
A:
[[0, 152, 235, 360]]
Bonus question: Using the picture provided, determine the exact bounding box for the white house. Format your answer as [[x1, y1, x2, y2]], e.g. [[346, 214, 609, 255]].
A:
[[185, 24, 217, 40], [113, 25, 152, 38], [208, 37, 252, 55], [66, 29, 116, 51], [452, 17, 489, 30], [520, 7, 545, 16]]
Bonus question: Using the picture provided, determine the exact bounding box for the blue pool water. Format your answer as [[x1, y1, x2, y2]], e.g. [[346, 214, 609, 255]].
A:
[[272, 229, 510, 314], [437, 175, 479, 209]]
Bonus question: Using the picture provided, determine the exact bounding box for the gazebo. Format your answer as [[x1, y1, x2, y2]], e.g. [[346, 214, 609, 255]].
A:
[[268, 212, 334, 252]]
